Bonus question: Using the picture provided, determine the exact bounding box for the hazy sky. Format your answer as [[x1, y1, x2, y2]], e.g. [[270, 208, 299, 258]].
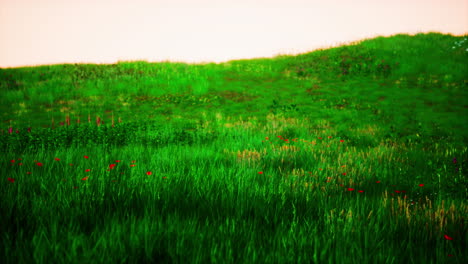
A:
[[1, 0, 467, 68]]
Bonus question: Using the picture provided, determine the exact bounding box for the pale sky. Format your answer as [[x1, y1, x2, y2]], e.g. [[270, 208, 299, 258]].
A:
[[1, 0, 467, 68]]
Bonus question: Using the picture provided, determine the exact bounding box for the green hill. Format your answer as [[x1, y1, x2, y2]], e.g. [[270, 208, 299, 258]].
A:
[[1, 31, 467, 264]]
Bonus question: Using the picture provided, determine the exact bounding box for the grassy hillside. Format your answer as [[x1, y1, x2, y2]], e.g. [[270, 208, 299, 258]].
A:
[[1, 32, 467, 137], [1, 31, 467, 263]]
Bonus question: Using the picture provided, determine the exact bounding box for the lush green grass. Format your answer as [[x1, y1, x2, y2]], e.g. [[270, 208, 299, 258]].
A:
[[1, 31, 467, 263]]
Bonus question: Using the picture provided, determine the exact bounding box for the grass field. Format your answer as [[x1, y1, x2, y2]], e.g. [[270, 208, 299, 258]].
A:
[[1, 31, 467, 264]]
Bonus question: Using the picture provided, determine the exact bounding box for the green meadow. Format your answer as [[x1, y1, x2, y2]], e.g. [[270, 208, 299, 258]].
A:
[[1, 32, 467, 263]]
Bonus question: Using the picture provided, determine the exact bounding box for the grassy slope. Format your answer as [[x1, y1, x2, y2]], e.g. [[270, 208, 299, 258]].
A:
[[1, 32, 467, 138], [1, 31, 468, 263]]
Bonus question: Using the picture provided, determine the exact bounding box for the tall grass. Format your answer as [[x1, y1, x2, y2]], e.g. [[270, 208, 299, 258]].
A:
[[1, 31, 467, 263]]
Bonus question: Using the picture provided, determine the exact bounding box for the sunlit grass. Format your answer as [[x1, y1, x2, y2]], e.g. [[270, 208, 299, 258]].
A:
[[1, 31, 467, 263]]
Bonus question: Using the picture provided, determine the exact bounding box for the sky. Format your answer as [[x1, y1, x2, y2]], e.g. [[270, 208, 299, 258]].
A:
[[0, 0, 467, 69]]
